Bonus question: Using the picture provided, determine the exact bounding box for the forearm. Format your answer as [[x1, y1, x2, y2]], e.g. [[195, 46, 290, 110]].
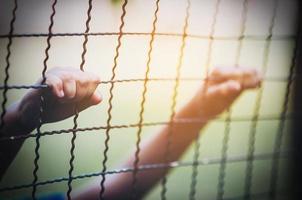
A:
[[74, 95, 207, 200], [110, 96, 206, 198], [73, 67, 261, 200], [0, 67, 102, 182], [0, 102, 33, 180], [127, 95, 205, 168]]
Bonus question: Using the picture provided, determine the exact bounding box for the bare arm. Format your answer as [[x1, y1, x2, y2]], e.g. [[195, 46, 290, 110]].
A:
[[0, 66, 261, 198], [0, 67, 102, 180], [73, 67, 262, 200]]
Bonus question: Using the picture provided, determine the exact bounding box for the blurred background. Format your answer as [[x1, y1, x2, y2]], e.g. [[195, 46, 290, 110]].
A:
[[0, 0, 299, 199]]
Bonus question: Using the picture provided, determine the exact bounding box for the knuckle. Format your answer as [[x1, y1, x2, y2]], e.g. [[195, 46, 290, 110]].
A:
[[85, 72, 99, 82], [220, 88, 228, 96], [77, 76, 89, 86], [66, 90, 76, 99], [211, 67, 221, 76], [61, 73, 73, 82], [234, 69, 242, 76], [45, 75, 56, 85]]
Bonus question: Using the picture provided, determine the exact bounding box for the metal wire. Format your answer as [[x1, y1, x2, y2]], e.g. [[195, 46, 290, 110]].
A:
[[79, 0, 93, 72], [187, 0, 221, 199], [160, 1, 191, 199], [67, 108, 79, 199], [0, 31, 295, 42], [66, 68, 79, 200], [0, 76, 301, 91], [189, 136, 201, 200], [217, 0, 248, 199], [99, 1, 128, 199], [131, 0, 160, 199], [66, 0, 93, 199], [31, 0, 58, 199], [0, 113, 298, 143], [0, 151, 290, 193], [0, 84, 48, 90], [243, 1, 279, 199], [268, 9, 301, 200], [0, 1, 298, 199], [0, 0, 18, 133]]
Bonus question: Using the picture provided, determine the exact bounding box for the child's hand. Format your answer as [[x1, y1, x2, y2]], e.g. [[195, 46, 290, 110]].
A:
[[17, 67, 102, 131], [191, 67, 262, 120]]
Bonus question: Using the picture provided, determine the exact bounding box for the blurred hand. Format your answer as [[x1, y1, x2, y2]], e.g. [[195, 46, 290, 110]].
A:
[[192, 67, 262, 120], [18, 67, 102, 131]]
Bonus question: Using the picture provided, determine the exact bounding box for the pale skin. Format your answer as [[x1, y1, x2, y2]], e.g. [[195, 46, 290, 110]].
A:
[[0, 66, 261, 199]]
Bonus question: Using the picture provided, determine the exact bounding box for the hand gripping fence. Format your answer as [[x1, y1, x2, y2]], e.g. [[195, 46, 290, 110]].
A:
[[0, 0, 299, 200]]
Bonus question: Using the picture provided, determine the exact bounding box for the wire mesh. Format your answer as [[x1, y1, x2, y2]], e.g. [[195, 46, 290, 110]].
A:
[[190, 0, 221, 199], [66, 0, 93, 199], [217, 0, 248, 199], [160, 0, 191, 199], [0, 0, 18, 133], [268, 5, 301, 200], [0, 0, 299, 199], [131, 0, 160, 199], [31, 0, 58, 199], [244, 1, 279, 199], [99, 0, 128, 199]]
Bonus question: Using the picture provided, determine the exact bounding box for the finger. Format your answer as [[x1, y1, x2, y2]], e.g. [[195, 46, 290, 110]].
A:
[[210, 67, 262, 88], [74, 74, 90, 101], [241, 69, 262, 89], [90, 90, 103, 105], [45, 75, 64, 98], [79, 71, 101, 96], [58, 66, 100, 84], [195, 80, 242, 119], [207, 80, 242, 101], [73, 71, 100, 100], [85, 72, 101, 97], [209, 67, 241, 83], [63, 78, 77, 99], [77, 90, 103, 112]]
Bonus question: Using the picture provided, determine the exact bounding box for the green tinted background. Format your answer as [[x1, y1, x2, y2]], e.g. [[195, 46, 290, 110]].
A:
[[0, 0, 298, 199]]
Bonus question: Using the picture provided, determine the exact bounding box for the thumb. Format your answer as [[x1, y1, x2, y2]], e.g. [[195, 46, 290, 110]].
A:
[[78, 90, 103, 112], [203, 80, 242, 114], [207, 80, 242, 100], [89, 90, 103, 105]]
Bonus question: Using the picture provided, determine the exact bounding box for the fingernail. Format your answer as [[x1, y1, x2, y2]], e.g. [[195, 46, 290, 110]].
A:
[[91, 92, 103, 105], [231, 82, 241, 91], [58, 90, 64, 98], [96, 92, 103, 102]]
